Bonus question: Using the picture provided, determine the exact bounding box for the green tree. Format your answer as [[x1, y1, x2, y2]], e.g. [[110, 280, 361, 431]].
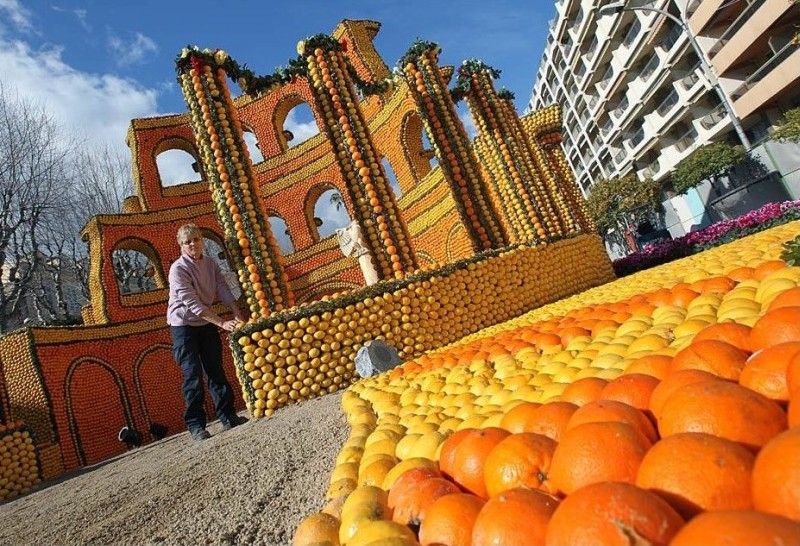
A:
[[772, 107, 800, 143], [586, 174, 662, 236], [672, 142, 745, 195]]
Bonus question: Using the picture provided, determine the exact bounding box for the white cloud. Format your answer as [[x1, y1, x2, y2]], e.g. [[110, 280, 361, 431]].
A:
[[51, 6, 90, 32], [108, 31, 158, 66], [0, 0, 32, 32], [284, 107, 319, 146], [458, 105, 478, 139], [0, 37, 158, 155]]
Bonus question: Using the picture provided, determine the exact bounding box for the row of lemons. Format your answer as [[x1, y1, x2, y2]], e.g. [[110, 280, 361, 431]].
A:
[[294, 220, 800, 545], [0, 421, 40, 502]]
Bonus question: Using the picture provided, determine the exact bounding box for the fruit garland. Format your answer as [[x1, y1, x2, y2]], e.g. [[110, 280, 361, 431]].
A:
[[399, 41, 507, 252], [177, 48, 295, 319], [459, 60, 575, 239], [300, 35, 417, 281]]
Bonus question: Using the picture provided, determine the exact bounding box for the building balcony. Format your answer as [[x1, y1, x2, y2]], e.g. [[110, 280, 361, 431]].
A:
[[655, 88, 680, 117], [674, 126, 699, 153], [610, 95, 630, 120], [732, 44, 800, 119], [698, 105, 727, 130], [708, 0, 768, 57], [639, 159, 660, 179], [613, 147, 627, 166]]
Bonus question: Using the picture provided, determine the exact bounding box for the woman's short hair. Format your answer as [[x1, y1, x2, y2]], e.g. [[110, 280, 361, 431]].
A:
[[176, 223, 202, 245]]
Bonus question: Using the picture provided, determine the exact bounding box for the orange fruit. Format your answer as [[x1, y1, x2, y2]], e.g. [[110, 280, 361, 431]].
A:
[[635, 432, 755, 518], [599, 373, 660, 413], [728, 266, 755, 281], [623, 354, 672, 380], [557, 326, 591, 346], [740, 342, 800, 401], [750, 307, 800, 351], [693, 275, 736, 293], [752, 428, 800, 521], [671, 287, 700, 308], [753, 259, 787, 280], [560, 377, 608, 406], [658, 380, 787, 451], [789, 398, 800, 428], [438, 429, 471, 478], [499, 402, 541, 433], [567, 399, 658, 443], [670, 510, 800, 546], [512, 401, 577, 442], [649, 369, 721, 420], [418, 493, 484, 546], [391, 475, 460, 526], [670, 339, 749, 380], [472, 488, 558, 546], [447, 428, 510, 498], [545, 481, 684, 546], [768, 286, 800, 311], [693, 322, 752, 352], [387, 467, 442, 510], [483, 433, 557, 497], [787, 351, 800, 396], [549, 421, 652, 495]]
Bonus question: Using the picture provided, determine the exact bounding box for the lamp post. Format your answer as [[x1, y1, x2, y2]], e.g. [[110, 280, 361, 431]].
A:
[[596, 0, 752, 150]]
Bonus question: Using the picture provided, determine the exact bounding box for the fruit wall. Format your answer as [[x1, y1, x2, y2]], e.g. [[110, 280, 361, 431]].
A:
[[0, 19, 595, 480], [0, 421, 41, 502]]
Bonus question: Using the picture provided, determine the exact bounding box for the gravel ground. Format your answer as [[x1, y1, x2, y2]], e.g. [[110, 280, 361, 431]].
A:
[[0, 392, 347, 546]]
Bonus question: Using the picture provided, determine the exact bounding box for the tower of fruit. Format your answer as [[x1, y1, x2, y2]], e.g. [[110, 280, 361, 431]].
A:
[[461, 61, 581, 239], [523, 105, 595, 232], [177, 49, 295, 319], [400, 42, 507, 252], [300, 35, 417, 280]]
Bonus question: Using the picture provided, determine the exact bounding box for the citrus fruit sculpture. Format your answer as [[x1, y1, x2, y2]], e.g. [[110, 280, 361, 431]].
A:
[[295, 222, 800, 545]]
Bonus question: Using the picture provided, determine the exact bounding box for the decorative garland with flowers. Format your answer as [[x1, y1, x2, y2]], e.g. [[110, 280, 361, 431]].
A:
[[177, 48, 295, 319], [175, 36, 393, 99], [299, 35, 418, 280], [398, 41, 507, 252]]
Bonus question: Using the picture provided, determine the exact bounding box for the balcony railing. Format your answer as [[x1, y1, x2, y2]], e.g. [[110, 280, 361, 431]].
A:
[[662, 24, 683, 51], [629, 127, 645, 147], [622, 19, 642, 48], [601, 118, 613, 135], [613, 148, 627, 164], [640, 160, 659, 179], [584, 37, 598, 61], [640, 53, 660, 82], [700, 106, 726, 130], [655, 89, 679, 116], [731, 42, 795, 100], [675, 126, 698, 152], [611, 96, 630, 119], [680, 64, 701, 90], [586, 94, 598, 110], [708, 0, 766, 55]]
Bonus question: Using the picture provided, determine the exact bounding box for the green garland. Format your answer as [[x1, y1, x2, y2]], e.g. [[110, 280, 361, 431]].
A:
[[176, 36, 393, 98], [450, 58, 502, 103]]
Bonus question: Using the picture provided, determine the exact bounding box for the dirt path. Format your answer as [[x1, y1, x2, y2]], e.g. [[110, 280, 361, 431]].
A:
[[0, 392, 346, 546]]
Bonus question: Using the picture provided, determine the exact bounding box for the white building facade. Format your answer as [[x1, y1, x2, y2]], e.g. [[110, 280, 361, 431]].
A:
[[528, 0, 800, 201]]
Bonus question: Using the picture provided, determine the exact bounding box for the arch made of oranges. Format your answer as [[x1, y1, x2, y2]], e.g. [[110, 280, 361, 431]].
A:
[[300, 34, 417, 281]]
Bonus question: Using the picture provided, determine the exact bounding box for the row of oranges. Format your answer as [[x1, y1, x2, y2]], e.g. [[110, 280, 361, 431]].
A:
[[295, 221, 800, 545]]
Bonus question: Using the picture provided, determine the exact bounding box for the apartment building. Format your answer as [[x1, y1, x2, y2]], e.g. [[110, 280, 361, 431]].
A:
[[528, 0, 800, 197]]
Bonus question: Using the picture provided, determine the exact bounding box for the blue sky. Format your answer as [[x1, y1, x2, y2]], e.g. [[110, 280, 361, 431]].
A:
[[1, 1, 556, 155]]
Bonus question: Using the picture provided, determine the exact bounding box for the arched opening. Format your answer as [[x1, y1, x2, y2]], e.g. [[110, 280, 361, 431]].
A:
[[199, 231, 242, 299], [402, 112, 437, 181], [135, 345, 186, 438], [242, 129, 264, 164], [268, 215, 295, 254], [111, 238, 165, 295], [155, 143, 202, 188], [66, 359, 131, 466], [274, 95, 319, 151], [307, 186, 352, 241], [381, 157, 402, 198]]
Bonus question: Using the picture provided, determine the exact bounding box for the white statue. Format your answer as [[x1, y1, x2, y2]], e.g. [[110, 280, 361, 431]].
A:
[[337, 220, 379, 285]]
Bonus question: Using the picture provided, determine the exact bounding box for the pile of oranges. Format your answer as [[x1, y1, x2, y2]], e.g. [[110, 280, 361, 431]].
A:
[[0, 420, 40, 502], [294, 221, 800, 545]]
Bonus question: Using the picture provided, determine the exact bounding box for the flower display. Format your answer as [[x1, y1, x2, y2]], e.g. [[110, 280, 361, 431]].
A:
[[614, 201, 800, 276]]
